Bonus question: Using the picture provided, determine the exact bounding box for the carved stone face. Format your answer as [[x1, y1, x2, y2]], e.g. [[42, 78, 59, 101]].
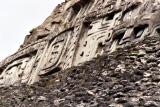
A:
[[1, 0, 160, 86], [0, 56, 37, 86], [109, 0, 160, 52]]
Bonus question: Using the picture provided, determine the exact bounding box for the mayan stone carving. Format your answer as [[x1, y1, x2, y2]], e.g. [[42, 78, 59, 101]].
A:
[[0, 0, 160, 86]]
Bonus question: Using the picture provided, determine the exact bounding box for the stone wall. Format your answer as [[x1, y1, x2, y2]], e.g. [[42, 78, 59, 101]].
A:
[[1, 0, 160, 86]]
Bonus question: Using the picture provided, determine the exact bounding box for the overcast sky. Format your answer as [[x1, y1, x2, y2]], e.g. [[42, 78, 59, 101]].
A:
[[0, 0, 64, 61]]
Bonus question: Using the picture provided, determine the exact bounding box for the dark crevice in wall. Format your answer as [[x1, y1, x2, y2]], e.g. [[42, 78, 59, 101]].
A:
[[42, 67, 62, 76], [80, 0, 91, 6], [68, 2, 82, 22], [72, 2, 81, 14], [37, 34, 48, 40]]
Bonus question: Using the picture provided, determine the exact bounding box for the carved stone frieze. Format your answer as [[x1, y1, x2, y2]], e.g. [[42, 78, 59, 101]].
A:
[[1, 0, 160, 86]]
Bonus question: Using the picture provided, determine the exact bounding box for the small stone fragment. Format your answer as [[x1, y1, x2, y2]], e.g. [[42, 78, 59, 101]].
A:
[[38, 96, 47, 101], [115, 98, 127, 104], [144, 101, 159, 107]]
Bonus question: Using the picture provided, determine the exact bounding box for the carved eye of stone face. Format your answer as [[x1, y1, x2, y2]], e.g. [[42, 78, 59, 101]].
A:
[[133, 24, 148, 38]]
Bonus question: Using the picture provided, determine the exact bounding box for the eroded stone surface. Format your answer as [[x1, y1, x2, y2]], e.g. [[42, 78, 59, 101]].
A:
[[1, 0, 160, 86]]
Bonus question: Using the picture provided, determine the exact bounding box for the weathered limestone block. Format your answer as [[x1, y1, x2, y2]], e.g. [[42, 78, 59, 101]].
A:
[[1, 0, 160, 86]]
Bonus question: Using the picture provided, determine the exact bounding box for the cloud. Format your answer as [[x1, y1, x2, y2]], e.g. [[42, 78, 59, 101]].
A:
[[0, 0, 64, 61]]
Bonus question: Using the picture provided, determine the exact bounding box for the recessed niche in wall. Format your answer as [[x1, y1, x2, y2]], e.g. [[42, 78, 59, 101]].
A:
[[80, 0, 91, 6], [37, 34, 48, 40], [66, 1, 82, 22]]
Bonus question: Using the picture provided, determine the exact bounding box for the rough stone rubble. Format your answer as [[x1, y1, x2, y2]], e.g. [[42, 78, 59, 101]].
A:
[[0, 0, 160, 87]]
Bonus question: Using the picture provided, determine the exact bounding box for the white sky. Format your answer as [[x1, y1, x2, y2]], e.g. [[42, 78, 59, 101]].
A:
[[0, 0, 64, 61]]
